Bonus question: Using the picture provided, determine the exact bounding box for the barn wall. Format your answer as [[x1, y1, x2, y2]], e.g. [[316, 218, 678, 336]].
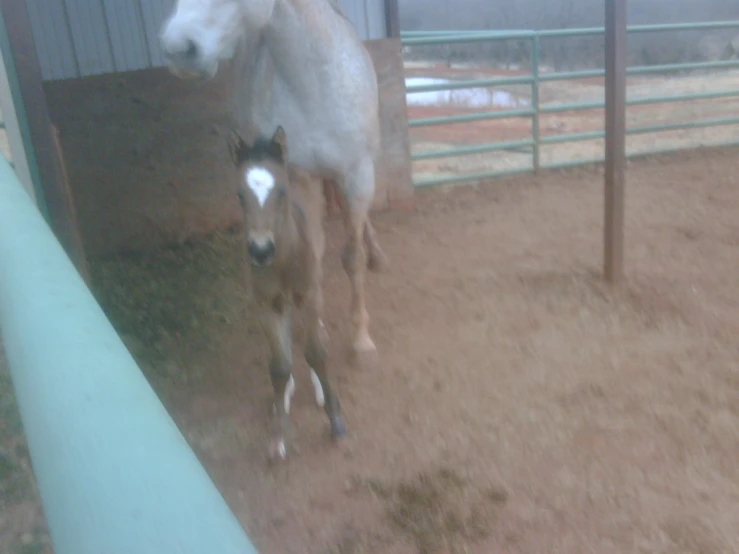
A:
[[45, 38, 412, 257], [25, 0, 388, 81], [35, 0, 411, 257]]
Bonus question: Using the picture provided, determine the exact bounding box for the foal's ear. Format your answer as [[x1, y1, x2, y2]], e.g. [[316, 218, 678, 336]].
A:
[[227, 129, 249, 166], [270, 126, 288, 162]]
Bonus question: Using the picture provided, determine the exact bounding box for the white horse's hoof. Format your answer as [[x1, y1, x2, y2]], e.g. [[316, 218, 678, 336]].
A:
[[351, 335, 378, 370], [352, 333, 376, 354]]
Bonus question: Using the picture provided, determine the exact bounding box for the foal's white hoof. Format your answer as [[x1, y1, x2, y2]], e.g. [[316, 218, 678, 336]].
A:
[[309, 368, 326, 408], [284, 374, 296, 415], [268, 439, 287, 463], [319, 319, 330, 343]]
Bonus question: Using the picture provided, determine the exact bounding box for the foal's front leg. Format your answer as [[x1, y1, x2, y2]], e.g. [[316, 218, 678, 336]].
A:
[[302, 287, 346, 439], [258, 300, 295, 461]]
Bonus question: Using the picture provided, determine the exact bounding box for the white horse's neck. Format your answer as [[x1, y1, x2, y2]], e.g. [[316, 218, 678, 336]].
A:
[[229, 0, 379, 171], [266, 0, 339, 67], [230, 0, 355, 126]]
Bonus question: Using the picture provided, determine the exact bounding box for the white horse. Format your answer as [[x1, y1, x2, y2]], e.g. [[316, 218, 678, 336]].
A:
[[159, 0, 387, 367]]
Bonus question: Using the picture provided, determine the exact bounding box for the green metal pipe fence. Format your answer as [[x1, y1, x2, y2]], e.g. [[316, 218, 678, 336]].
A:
[[402, 20, 739, 188], [0, 154, 260, 554]]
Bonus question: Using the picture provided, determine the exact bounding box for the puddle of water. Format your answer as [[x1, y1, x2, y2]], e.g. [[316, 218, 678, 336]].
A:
[[405, 77, 530, 109]]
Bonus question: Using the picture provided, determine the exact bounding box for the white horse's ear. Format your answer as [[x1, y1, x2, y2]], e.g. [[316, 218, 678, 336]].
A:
[[228, 129, 248, 165], [271, 126, 288, 162]]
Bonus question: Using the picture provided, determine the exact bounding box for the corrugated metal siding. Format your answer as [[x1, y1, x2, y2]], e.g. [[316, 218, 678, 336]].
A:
[[25, 0, 79, 80], [338, 0, 386, 41], [138, 0, 175, 68], [101, 0, 153, 71], [26, 0, 386, 81]]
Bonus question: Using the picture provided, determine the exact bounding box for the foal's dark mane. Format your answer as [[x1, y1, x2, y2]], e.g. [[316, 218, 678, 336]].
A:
[[247, 136, 285, 164]]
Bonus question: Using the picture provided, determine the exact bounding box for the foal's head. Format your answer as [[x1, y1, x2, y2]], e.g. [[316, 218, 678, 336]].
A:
[[228, 126, 291, 268]]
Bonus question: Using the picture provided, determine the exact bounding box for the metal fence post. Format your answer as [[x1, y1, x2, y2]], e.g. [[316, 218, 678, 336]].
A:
[[531, 34, 541, 173], [604, 0, 627, 283]]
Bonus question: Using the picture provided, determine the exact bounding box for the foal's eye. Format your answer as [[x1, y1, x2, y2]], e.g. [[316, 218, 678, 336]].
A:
[[276, 188, 286, 200], [237, 190, 245, 205]]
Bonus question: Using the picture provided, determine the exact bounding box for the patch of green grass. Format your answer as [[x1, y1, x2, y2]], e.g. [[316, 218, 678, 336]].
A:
[[88, 229, 250, 372]]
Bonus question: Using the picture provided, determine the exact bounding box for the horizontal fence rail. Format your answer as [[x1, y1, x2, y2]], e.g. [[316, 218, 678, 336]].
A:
[[0, 154, 259, 553], [402, 20, 739, 187]]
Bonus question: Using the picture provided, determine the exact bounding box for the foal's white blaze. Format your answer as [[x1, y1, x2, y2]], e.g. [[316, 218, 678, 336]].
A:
[[246, 167, 275, 207], [310, 368, 325, 408], [284, 374, 296, 414]]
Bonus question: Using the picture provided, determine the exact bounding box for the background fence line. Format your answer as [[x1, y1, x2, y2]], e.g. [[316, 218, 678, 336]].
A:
[[402, 20, 739, 188]]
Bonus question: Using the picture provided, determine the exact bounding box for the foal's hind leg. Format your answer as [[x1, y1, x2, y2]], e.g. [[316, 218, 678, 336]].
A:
[[338, 157, 378, 365], [302, 287, 345, 439], [258, 300, 295, 461]]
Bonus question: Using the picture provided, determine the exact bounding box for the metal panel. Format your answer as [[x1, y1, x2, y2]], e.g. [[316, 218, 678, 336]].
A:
[[63, 0, 115, 76], [25, 0, 388, 80], [138, 0, 175, 68], [25, 0, 78, 80], [101, 0, 151, 72], [24, 0, 173, 80]]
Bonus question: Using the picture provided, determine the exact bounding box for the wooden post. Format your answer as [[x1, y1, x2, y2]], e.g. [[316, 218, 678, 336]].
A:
[[604, 0, 627, 283], [0, 0, 89, 281], [52, 125, 89, 283]]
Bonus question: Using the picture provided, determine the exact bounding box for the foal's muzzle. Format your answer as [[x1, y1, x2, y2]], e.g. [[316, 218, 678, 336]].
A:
[[248, 239, 276, 267]]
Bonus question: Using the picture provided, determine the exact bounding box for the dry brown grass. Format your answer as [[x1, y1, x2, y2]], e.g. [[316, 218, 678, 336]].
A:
[[0, 345, 52, 554], [352, 468, 508, 554]]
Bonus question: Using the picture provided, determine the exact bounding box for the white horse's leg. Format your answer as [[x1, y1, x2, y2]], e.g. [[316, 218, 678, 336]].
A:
[[363, 218, 389, 272], [323, 175, 387, 272], [338, 156, 378, 366]]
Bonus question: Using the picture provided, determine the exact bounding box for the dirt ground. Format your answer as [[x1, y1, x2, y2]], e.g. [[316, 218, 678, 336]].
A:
[[2, 147, 739, 553]]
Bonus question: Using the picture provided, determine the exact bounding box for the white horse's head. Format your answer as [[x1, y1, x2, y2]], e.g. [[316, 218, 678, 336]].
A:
[[159, 0, 276, 80]]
